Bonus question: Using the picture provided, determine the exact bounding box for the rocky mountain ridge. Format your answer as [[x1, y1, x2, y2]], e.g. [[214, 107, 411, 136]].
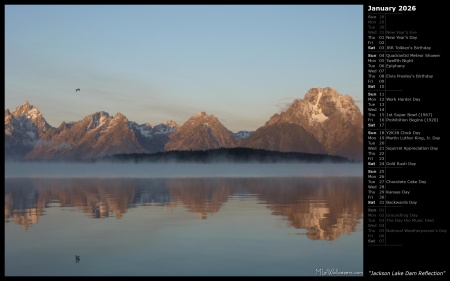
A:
[[5, 87, 363, 161]]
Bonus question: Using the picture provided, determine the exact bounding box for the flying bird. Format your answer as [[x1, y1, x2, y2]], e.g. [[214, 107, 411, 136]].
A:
[[76, 88, 80, 92]]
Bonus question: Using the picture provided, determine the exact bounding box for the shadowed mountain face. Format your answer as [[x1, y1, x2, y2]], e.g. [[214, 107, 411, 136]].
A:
[[239, 122, 327, 154], [5, 87, 363, 161]]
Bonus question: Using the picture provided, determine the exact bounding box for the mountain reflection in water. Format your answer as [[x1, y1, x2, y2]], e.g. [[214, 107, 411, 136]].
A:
[[5, 177, 362, 240]]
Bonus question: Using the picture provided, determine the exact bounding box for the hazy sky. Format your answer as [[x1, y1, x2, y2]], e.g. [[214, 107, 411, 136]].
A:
[[5, 5, 363, 132]]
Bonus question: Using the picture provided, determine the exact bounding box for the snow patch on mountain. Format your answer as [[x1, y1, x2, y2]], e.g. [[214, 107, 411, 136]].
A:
[[309, 88, 328, 124], [233, 131, 253, 140], [152, 122, 178, 135], [26, 131, 36, 139], [139, 126, 153, 138], [27, 108, 41, 121]]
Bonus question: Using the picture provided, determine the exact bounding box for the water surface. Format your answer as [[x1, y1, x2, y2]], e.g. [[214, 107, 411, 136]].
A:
[[5, 174, 363, 276]]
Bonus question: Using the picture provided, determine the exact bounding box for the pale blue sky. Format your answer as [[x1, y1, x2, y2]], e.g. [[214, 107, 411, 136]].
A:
[[5, 5, 363, 132]]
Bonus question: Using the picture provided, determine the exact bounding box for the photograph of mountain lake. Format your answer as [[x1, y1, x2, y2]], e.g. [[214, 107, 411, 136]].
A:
[[5, 4, 364, 277], [5, 162, 363, 276]]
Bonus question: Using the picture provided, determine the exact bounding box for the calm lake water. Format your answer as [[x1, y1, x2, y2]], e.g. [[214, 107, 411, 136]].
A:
[[5, 163, 363, 276]]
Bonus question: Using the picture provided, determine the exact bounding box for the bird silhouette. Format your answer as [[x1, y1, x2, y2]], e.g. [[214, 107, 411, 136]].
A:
[[76, 88, 80, 92], [75, 255, 80, 262]]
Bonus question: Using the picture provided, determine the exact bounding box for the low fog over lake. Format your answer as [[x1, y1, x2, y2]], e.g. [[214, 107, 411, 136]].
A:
[[5, 162, 362, 178]]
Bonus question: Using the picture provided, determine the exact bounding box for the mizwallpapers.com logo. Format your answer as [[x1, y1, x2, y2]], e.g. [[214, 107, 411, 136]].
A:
[[316, 268, 363, 276]]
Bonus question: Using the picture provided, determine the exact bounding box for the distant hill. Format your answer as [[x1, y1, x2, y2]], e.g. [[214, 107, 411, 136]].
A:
[[100, 147, 353, 163]]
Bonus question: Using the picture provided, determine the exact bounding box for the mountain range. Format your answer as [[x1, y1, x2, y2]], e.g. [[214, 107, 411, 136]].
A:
[[4, 87, 363, 161]]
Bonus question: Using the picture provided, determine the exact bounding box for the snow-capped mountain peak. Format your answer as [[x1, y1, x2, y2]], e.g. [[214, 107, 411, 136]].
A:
[[9, 101, 51, 132], [13, 100, 42, 121], [242, 87, 363, 160]]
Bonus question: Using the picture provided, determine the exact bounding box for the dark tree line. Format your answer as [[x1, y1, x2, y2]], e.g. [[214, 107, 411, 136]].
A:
[[100, 147, 353, 163]]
